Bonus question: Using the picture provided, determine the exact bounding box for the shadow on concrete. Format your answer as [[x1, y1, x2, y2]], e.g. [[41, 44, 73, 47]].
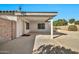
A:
[[53, 30, 67, 39], [33, 44, 78, 54]]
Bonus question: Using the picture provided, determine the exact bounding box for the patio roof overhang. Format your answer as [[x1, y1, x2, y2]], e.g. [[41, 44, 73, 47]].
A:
[[15, 12, 58, 22]]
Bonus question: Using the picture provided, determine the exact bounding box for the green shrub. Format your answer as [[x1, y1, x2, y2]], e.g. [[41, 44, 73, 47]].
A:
[[68, 25, 77, 31]]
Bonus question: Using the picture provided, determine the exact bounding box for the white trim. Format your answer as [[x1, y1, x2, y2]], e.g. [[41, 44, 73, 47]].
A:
[[15, 12, 57, 16], [51, 19, 53, 39]]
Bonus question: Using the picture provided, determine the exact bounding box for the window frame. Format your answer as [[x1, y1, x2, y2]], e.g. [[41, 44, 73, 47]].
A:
[[38, 23, 45, 29], [26, 22, 29, 29]]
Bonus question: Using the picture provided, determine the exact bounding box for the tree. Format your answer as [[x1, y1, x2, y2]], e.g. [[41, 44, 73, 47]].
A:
[[53, 19, 68, 26], [69, 19, 75, 24], [75, 20, 79, 25]]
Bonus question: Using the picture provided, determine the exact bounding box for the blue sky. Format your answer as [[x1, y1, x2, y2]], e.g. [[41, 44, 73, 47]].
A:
[[0, 4, 79, 20]]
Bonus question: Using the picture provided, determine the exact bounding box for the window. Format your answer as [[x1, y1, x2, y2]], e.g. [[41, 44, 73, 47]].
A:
[[38, 23, 45, 29], [26, 22, 29, 29]]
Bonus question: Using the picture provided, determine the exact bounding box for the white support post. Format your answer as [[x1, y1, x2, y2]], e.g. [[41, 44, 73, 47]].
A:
[[51, 20, 53, 39]]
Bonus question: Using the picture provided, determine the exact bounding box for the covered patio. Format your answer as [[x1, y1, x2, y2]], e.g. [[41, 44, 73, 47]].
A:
[[16, 12, 58, 39]]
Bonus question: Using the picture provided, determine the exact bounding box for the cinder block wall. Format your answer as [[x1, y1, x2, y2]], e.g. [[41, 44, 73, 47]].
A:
[[11, 21, 16, 40], [0, 18, 16, 40]]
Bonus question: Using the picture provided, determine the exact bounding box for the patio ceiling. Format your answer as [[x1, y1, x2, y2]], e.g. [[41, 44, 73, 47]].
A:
[[21, 16, 51, 22]]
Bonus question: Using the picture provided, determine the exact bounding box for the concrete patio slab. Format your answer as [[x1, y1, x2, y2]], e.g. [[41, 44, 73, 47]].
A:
[[0, 35, 35, 54]]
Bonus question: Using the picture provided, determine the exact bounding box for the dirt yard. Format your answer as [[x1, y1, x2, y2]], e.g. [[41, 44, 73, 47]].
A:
[[33, 30, 79, 54], [53, 30, 79, 52]]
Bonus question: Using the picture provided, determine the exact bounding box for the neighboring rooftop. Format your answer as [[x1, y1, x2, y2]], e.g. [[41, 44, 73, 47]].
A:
[[0, 10, 58, 16], [0, 10, 17, 15]]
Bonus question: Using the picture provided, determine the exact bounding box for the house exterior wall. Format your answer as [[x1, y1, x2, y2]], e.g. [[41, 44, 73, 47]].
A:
[[0, 12, 57, 40], [23, 21, 30, 34], [16, 17, 24, 37], [12, 21, 16, 39], [16, 20, 51, 36], [16, 16, 30, 37], [0, 18, 16, 40], [29, 21, 51, 33]]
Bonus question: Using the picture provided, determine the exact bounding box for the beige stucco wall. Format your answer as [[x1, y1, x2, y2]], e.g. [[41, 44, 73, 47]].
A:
[[16, 19, 51, 37], [23, 21, 30, 34], [16, 15, 52, 37], [16, 17, 30, 37], [16, 17, 23, 37], [29, 21, 51, 33]]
